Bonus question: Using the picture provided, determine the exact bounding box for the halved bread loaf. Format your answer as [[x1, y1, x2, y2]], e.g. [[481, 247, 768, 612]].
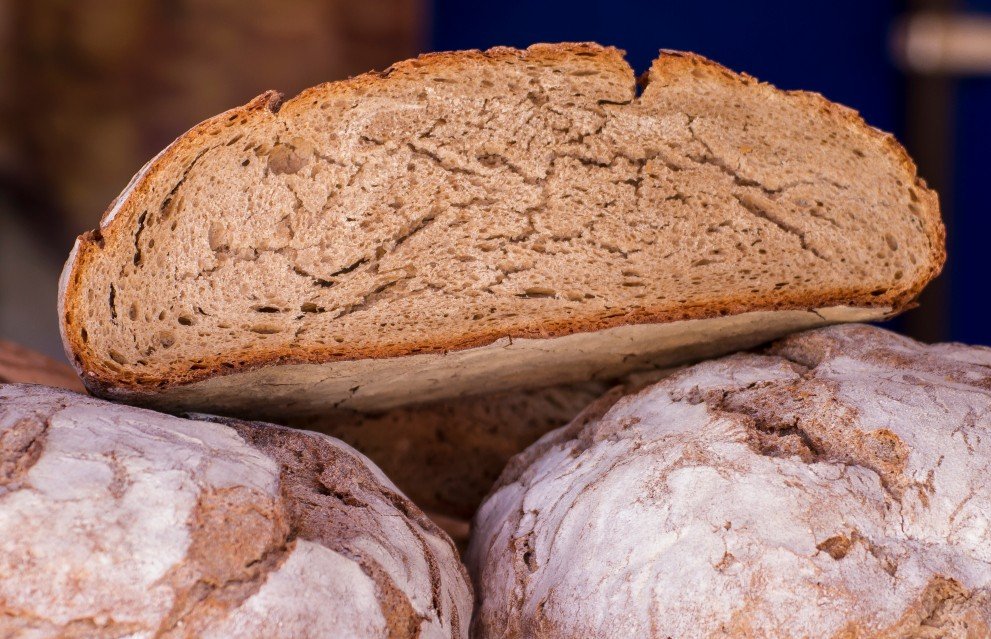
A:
[[60, 43, 944, 414]]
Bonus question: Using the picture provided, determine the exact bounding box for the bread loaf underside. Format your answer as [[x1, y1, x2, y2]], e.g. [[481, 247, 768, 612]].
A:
[[60, 43, 944, 414]]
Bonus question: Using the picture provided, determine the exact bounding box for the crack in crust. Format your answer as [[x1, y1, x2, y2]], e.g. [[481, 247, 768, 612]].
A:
[[0, 414, 49, 490], [225, 418, 471, 639]]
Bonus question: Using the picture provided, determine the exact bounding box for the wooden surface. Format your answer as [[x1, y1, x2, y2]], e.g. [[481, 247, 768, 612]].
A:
[[0, 339, 84, 392]]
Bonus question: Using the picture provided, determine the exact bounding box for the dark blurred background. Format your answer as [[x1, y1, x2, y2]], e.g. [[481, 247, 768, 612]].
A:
[[1, 0, 988, 360]]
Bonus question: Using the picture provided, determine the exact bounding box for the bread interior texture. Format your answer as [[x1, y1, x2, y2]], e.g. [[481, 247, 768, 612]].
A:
[[64, 44, 942, 387]]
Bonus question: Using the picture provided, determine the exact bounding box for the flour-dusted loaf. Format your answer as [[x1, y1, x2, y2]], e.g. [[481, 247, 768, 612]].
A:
[[0, 339, 84, 392], [467, 324, 991, 638], [0, 384, 470, 638], [60, 43, 943, 416]]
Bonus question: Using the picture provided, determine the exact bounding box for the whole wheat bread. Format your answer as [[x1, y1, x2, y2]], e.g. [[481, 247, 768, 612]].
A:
[[59, 43, 944, 414]]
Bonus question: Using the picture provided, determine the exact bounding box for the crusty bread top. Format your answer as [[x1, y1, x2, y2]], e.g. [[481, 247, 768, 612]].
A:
[[60, 43, 944, 397], [468, 324, 991, 637], [0, 383, 471, 638]]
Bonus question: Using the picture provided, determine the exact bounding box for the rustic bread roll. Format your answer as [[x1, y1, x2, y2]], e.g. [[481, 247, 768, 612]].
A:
[[0, 339, 84, 392], [291, 382, 611, 523], [291, 368, 671, 521], [0, 384, 470, 638], [60, 43, 942, 417], [467, 324, 991, 638]]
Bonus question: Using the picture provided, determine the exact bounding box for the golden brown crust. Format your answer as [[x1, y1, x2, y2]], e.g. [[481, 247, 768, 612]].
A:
[[59, 43, 944, 397]]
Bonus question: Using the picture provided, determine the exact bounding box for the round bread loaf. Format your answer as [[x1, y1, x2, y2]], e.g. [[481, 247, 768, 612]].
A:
[[288, 381, 613, 522], [288, 368, 670, 523], [467, 324, 991, 638], [0, 384, 470, 638]]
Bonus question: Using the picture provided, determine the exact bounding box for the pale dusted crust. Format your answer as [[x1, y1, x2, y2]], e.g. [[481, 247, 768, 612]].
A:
[[59, 43, 944, 401], [0, 384, 471, 638], [0, 340, 84, 393], [467, 324, 991, 638]]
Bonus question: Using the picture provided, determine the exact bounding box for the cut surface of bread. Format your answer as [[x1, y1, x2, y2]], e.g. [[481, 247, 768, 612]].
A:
[[60, 43, 944, 412]]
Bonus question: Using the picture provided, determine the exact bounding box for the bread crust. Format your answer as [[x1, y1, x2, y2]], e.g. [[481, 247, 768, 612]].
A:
[[77, 306, 892, 416], [287, 367, 673, 521], [59, 43, 944, 399]]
